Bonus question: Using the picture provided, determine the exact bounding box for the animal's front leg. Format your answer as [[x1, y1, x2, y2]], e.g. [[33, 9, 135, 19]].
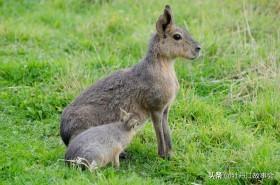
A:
[[113, 146, 122, 168], [151, 110, 166, 158], [162, 106, 172, 158], [113, 154, 120, 168]]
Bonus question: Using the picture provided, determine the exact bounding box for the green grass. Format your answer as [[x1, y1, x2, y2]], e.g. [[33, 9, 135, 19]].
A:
[[0, 0, 280, 184]]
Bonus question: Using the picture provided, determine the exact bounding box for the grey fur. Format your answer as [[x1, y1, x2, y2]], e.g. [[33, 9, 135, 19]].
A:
[[60, 5, 200, 158]]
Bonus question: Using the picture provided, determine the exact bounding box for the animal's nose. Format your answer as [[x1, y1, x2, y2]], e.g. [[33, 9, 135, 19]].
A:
[[195, 46, 201, 53]]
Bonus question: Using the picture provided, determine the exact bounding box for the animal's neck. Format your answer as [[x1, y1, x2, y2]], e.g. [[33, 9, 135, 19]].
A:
[[144, 34, 176, 77], [156, 56, 175, 73], [145, 34, 174, 70]]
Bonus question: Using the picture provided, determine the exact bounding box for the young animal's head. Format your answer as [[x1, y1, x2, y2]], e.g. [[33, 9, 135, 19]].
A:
[[153, 5, 200, 60], [120, 108, 142, 131]]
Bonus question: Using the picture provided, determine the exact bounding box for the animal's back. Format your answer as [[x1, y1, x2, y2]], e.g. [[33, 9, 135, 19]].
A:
[[60, 69, 149, 145]]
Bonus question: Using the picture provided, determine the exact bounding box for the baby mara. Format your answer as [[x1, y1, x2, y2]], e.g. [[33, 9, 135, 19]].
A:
[[65, 109, 142, 170]]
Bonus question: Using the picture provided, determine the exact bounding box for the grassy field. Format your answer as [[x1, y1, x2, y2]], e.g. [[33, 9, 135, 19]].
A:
[[0, 0, 280, 184]]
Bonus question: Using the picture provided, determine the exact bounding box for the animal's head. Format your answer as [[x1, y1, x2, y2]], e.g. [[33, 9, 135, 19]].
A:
[[155, 5, 200, 60], [120, 108, 142, 131]]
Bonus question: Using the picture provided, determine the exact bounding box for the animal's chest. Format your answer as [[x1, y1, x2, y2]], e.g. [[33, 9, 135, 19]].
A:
[[146, 74, 179, 110], [159, 76, 179, 102]]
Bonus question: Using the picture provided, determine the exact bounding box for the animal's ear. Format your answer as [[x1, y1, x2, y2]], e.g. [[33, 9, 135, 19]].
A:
[[156, 5, 174, 36], [125, 118, 138, 130], [120, 108, 129, 122]]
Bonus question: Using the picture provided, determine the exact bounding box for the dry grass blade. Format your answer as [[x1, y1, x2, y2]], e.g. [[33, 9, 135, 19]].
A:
[[59, 157, 98, 172], [226, 62, 279, 103]]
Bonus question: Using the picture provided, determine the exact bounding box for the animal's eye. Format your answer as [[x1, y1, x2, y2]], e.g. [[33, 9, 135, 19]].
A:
[[173, 34, 182, 40]]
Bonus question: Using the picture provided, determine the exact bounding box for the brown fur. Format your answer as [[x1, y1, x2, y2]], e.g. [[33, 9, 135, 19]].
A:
[[60, 5, 200, 158]]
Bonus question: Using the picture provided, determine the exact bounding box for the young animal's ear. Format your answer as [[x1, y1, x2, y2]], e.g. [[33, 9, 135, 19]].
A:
[[125, 118, 138, 130], [156, 5, 174, 36], [120, 108, 129, 122]]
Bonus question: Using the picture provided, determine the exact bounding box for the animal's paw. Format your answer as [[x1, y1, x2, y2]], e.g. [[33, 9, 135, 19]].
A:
[[158, 150, 172, 159], [165, 150, 173, 160]]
